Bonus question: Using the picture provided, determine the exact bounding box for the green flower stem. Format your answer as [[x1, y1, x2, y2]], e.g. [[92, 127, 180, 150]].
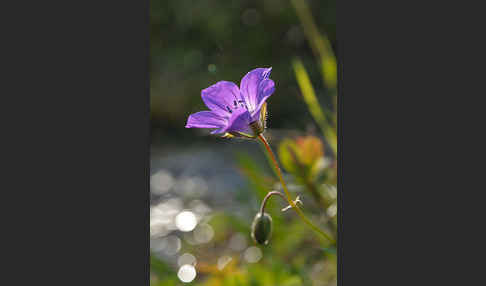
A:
[[286, 146, 327, 207], [285, 146, 337, 237], [257, 134, 335, 244], [259, 191, 288, 216]]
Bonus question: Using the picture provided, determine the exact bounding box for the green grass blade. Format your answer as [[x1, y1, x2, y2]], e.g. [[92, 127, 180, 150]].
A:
[[292, 59, 337, 156]]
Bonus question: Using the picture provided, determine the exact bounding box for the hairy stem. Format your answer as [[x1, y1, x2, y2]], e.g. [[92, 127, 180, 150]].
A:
[[259, 191, 288, 216], [286, 146, 337, 237], [257, 134, 335, 244]]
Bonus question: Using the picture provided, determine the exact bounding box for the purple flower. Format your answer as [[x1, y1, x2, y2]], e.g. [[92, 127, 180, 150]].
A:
[[185, 67, 275, 138]]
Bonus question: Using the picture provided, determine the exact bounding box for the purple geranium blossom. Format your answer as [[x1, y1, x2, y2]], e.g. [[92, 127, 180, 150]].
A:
[[185, 67, 275, 138]]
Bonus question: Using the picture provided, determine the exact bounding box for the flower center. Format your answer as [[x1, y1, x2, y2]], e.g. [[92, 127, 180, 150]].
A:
[[226, 100, 249, 115]]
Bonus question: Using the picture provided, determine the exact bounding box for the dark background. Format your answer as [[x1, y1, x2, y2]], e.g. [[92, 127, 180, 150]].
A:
[[150, 0, 336, 144]]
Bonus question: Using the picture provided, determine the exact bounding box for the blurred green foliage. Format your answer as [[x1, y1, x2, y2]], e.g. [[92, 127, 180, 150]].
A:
[[150, 0, 336, 142], [279, 135, 324, 180]]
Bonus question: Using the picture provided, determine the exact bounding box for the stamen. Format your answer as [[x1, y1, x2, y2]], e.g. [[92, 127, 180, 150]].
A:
[[233, 100, 237, 107], [226, 106, 233, 113], [238, 100, 247, 109]]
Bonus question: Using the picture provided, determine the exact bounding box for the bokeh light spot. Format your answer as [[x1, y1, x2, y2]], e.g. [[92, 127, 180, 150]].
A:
[[228, 233, 247, 251], [162, 235, 181, 256], [194, 223, 214, 244], [327, 203, 337, 217], [178, 253, 197, 267], [150, 170, 174, 195], [178, 264, 197, 283], [208, 64, 217, 73], [243, 246, 262, 263], [217, 255, 233, 271], [175, 211, 197, 232]]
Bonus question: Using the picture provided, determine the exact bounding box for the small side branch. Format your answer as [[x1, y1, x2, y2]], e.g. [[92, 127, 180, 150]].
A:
[[260, 191, 289, 216]]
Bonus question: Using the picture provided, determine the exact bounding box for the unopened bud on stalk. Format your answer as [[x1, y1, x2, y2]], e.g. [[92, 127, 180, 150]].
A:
[[251, 212, 273, 245]]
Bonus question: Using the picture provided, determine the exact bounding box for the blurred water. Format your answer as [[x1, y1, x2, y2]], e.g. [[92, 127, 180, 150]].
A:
[[150, 142, 259, 206], [149, 141, 263, 265]]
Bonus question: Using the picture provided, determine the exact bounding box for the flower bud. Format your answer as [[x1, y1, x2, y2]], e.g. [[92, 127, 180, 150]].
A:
[[251, 212, 272, 245], [278, 135, 325, 180]]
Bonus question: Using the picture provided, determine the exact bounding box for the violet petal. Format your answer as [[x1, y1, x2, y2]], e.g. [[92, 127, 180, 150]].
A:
[[201, 81, 241, 117], [239, 67, 272, 113], [185, 111, 227, 129], [251, 78, 275, 118], [219, 107, 253, 134]]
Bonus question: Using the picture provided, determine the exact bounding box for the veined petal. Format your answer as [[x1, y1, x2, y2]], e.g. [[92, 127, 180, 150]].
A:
[[239, 67, 272, 113], [185, 111, 227, 129], [201, 81, 241, 117], [251, 78, 275, 118], [219, 107, 252, 134]]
